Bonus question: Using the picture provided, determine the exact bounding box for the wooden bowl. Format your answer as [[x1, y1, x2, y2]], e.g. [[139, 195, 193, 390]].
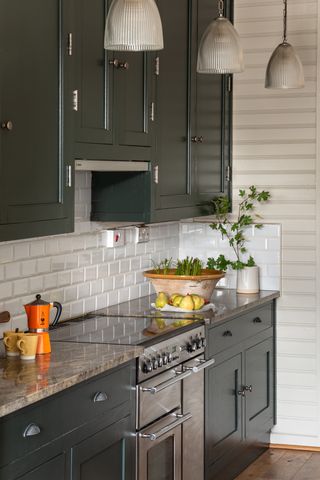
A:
[[143, 269, 225, 302]]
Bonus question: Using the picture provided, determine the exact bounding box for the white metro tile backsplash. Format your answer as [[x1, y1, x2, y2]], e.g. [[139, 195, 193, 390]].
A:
[[0, 172, 281, 337], [179, 222, 281, 291]]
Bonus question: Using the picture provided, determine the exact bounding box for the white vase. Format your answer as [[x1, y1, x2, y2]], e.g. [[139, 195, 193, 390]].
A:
[[236, 266, 260, 294]]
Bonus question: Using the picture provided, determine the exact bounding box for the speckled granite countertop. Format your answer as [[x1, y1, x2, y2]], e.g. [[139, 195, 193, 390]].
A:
[[95, 288, 280, 325], [0, 289, 279, 418], [0, 342, 142, 418]]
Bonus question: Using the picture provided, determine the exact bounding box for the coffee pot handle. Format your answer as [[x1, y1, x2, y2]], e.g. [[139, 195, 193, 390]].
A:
[[51, 302, 62, 327]]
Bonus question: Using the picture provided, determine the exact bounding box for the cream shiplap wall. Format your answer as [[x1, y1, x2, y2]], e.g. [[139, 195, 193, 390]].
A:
[[234, 0, 319, 446]]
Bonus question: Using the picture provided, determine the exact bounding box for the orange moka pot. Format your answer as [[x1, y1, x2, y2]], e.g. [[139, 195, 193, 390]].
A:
[[24, 295, 62, 354]]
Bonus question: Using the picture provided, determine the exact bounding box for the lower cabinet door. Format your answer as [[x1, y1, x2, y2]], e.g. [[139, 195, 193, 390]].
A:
[[244, 337, 274, 443], [71, 416, 134, 480], [205, 352, 242, 468], [16, 454, 67, 480]]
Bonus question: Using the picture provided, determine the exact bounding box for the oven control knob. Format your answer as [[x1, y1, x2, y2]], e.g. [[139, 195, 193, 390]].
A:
[[186, 342, 193, 353], [167, 352, 173, 363], [152, 357, 159, 370], [157, 355, 163, 368], [201, 337, 207, 348], [142, 359, 152, 374], [196, 337, 202, 349], [162, 353, 168, 365]]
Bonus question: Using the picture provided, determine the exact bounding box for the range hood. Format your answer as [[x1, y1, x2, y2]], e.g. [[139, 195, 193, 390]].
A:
[[75, 160, 149, 172]]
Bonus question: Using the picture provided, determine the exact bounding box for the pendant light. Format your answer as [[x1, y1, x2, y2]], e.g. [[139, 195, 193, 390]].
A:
[[104, 0, 164, 52], [197, 0, 244, 74], [265, 0, 304, 89]]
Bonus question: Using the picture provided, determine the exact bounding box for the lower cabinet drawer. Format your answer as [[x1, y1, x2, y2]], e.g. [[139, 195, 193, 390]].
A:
[[208, 304, 273, 357], [0, 364, 131, 468]]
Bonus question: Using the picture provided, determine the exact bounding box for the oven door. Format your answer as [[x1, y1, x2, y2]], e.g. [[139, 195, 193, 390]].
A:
[[138, 409, 192, 480]]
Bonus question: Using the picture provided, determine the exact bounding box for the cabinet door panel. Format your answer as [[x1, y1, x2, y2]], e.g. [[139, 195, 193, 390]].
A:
[[16, 454, 67, 480], [155, 0, 196, 209], [71, 416, 134, 480], [75, 0, 113, 148], [195, 0, 232, 202], [206, 353, 242, 465], [0, 0, 73, 239], [245, 337, 274, 442], [117, 52, 152, 147]]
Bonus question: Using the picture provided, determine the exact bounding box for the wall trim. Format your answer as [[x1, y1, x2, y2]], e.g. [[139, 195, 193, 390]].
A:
[[270, 443, 320, 452]]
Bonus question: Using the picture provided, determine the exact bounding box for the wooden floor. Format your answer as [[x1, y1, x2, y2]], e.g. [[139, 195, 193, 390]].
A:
[[235, 449, 320, 480]]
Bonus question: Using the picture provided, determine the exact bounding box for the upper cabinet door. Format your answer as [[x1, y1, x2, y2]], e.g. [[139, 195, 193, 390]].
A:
[[0, 0, 74, 241], [154, 0, 197, 211], [195, 0, 232, 204], [74, 0, 153, 161], [74, 0, 114, 150]]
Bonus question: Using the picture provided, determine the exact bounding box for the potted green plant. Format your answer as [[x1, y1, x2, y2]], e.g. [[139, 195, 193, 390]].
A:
[[206, 186, 271, 294], [143, 257, 224, 302]]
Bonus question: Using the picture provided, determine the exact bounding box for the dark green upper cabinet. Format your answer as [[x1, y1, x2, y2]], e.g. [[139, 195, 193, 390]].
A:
[[151, 0, 232, 222], [195, 0, 232, 205], [0, 0, 74, 242], [91, 0, 233, 223], [74, 0, 153, 161]]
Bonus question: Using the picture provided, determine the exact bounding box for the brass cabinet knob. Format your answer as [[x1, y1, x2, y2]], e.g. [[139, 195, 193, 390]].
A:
[[109, 59, 129, 70], [1, 121, 13, 131]]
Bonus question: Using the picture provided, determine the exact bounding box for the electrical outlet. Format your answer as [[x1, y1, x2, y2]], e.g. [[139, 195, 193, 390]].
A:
[[133, 226, 150, 243], [103, 229, 126, 248]]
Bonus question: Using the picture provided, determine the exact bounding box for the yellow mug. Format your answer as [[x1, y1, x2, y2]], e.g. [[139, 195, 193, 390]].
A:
[[3, 331, 20, 357], [16, 333, 39, 360]]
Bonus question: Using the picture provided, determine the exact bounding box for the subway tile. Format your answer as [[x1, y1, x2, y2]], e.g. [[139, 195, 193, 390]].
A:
[[103, 277, 114, 292], [120, 259, 130, 273], [119, 287, 130, 303], [70, 300, 85, 317], [107, 290, 118, 306], [13, 279, 29, 296], [0, 245, 14, 264], [85, 297, 96, 313], [71, 268, 85, 284], [45, 238, 60, 256], [37, 257, 51, 274], [5, 263, 21, 280], [108, 262, 120, 275], [29, 276, 44, 293], [90, 279, 103, 296], [78, 252, 91, 267], [64, 286, 78, 302], [30, 241, 46, 258], [96, 294, 107, 310], [91, 250, 104, 265], [85, 266, 98, 281], [21, 260, 37, 277], [114, 274, 125, 289], [78, 283, 91, 299], [44, 273, 58, 290], [13, 243, 30, 261], [57, 271, 72, 287], [65, 254, 78, 269]]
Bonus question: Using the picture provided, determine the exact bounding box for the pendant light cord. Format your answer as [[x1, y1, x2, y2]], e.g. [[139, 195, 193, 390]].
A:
[[218, 0, 224, 17], [283, 0, 287, 43]]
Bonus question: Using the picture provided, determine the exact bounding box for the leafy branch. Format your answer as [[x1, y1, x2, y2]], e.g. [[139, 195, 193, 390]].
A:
[[207, 186, 270, 271]]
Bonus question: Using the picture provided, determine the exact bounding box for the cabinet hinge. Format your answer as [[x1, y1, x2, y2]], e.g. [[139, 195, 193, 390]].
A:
[[227, 75, 232, 93], [155, 56, 160, 76], [72, 90, 79, 111], [226, 165, 232, 182], [66, 165, 72, 188], [150, 102, 155, 122], [154, 165, 159, 184], [67, 33, 73, 56]]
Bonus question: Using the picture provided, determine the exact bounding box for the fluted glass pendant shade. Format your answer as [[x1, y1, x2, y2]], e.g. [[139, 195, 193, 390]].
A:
[[197, 1, 244, 74], [104, 0, 164, 51], [265, 0, 304, 89]]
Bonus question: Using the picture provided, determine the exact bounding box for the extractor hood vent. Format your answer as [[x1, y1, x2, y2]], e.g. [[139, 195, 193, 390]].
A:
[[75, 160, 149, 172]]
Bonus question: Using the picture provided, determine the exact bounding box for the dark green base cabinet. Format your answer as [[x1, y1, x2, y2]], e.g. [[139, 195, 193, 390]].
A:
[[205, 302, 276, 480], [0, 363, 135, 480]]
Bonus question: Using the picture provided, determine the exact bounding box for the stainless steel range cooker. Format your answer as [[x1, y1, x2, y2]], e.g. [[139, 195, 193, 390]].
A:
[[50, 311, 213, 480]]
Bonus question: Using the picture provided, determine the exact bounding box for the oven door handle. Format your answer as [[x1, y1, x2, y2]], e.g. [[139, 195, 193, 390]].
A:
[[184, 357, 215, 373], [139, 412, 193, 441], [140, 369, 192, 394]]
